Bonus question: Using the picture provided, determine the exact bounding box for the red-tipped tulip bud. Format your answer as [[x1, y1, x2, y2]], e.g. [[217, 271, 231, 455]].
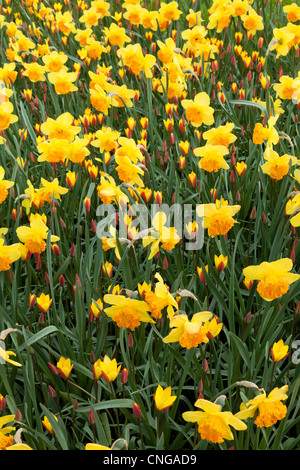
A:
[[15, 409, 22, 422], [29, 294, 36, 309], [0, 395, 6, 412], [121, 368, 128, 384], [88, 408, 95, 425], [70, 243, 76, 257], [133, 402, 142, 419], [48, 385, 56, 399], [59, 275, 65, 287], [244, 311, 252, 324], [197, 379, 203, 394], [250, 206, 256, 220], [290, 249, 295, 263], [12, 208, 17, 221], [48, 362, 59, 376], [163, 256, 168, 270], [128, 332, 134, 348]]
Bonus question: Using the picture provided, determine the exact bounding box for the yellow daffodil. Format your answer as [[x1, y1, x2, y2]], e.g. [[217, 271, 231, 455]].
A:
[[181, 92, 214, 128], [163, 311, 213, 349], [0, 346, 22, 367], [103, 294, 155, 331], [40, 112, 81, 142], [142, 211, 180, 260], [142, 273, 178, 320], [235, 386, 288, 428], [243, 258, 300, 301], [198, 199, 241, 238], [261, 146, 298, 181], [202, 122, 237, 148], [194, 144, 229, 173], [0, 415, 15, 449], [16, 217, 59, 255], [183, 398, 247, 443]]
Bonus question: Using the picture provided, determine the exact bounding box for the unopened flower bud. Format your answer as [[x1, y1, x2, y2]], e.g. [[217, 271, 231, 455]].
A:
[[88, 408, 95, 425], [133, 402, 142, 419], [128, 332, 134, 348], [121, 368, 128, 384], [0, 395, 6, 412], [48, 385, 56, 399], [244, 311, 252, 324]]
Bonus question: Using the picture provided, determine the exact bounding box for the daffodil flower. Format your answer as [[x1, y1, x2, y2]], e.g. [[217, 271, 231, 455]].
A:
[[142, 211, 180, 259], [183, 398, 247, 443]]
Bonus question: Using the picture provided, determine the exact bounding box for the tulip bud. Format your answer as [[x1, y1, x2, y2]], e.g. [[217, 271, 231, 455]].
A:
[[121, 368, 128, 384], [84, 197, 91, 213], [128, 332, 134, 348], [29, 293, 36, 309], [250, 206, 256, 220], [15, 409, 22, 422], [133, 402, 142, 419], [48, 385, 57, 399], [244, 311, 252, 324], [163, 256, 168, 270], [70, 243, 76, 257], [48, 362, 59, 376], [88, 408, 95, 425], [0, 395, 6, 412], [290, 248, 295, 263]]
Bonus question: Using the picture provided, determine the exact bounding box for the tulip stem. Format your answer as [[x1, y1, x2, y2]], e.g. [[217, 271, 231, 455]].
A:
[[270, 362, 275, 391], [157, 410, 166, 439], [109, 382, 121, 437], [94, 378, 98, 402], [138, 417, 144, 450]]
